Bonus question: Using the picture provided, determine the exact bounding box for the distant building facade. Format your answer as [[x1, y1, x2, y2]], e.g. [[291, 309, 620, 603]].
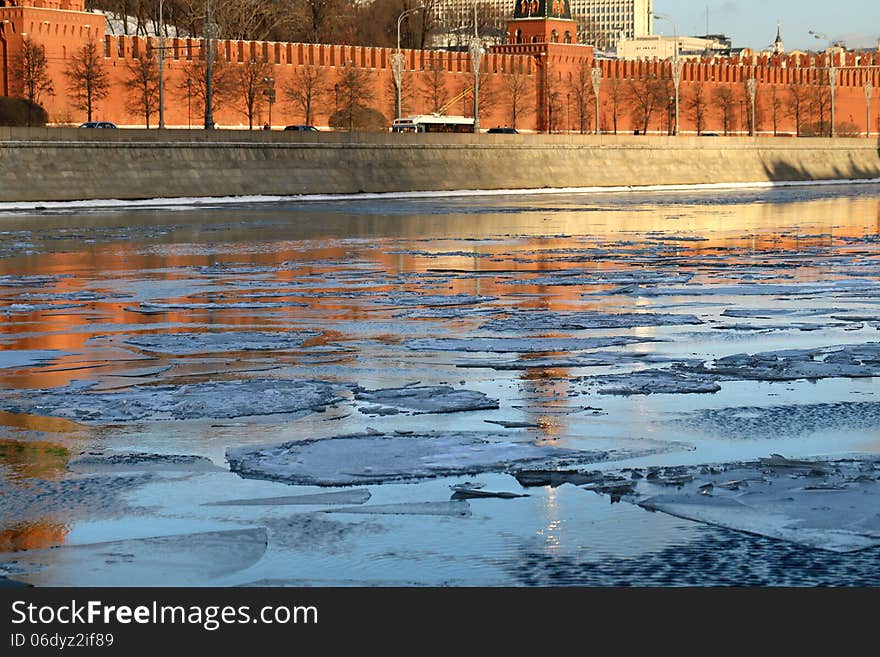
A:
[[431, 0, 652, 49], [616, 34, 730, 60], [570, 0, 653, 47]]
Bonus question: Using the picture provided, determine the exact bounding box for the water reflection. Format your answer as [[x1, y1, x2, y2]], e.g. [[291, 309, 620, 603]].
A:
[[0, 186, 879, 576]]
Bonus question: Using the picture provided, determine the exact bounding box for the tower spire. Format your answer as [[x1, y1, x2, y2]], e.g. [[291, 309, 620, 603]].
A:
[[774, 21, 784, 55]]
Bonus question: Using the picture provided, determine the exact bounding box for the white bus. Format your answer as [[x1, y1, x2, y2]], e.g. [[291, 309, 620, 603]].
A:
[[391, 115, 475, 134]]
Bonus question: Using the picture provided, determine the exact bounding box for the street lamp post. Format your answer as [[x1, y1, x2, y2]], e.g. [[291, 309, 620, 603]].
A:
[[590, 65, 602, 135], [158, 0, 165, 129], [263, 76, 275, 128], [468, 2, 483, 134], [204, 0, 214, 129], [747, 77, 757, 137], [867, 81, 873, 138], [809, 30, 837, 137], [186, 77, 192, 129], [654, 13, 680, 136], [393, 6, 424, 121], [829, 65, 837, 138]]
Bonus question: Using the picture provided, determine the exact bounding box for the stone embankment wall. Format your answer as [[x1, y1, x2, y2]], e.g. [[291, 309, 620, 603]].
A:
[[0, 129, 878, 202]]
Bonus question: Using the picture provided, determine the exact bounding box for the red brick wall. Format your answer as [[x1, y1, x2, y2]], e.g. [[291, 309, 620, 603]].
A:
[[1, 6, 878, 135]]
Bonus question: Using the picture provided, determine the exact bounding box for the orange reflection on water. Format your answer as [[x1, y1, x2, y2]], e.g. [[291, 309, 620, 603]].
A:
[[0, 521, 68, 553]]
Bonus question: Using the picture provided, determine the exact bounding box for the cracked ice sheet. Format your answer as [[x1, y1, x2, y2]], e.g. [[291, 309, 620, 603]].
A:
[[620, 280, 880, 297], [480, 310, 703, 332], [0, 379, 342, 423], [369, 293, 497, 308], [582, 369, 722, 395], [354, 385, 499, 414], [0, 528, 268, 587], [67, 452, 224, 474], [115, 330, 323, 355], [226, 432, 607, 486], [406, 336, 659, 353], [696, 343, 880, 381], [626, 457, 880, 553]]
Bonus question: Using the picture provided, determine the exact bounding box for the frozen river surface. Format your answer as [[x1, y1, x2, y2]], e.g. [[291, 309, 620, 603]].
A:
[[2, 184, 880, 586]]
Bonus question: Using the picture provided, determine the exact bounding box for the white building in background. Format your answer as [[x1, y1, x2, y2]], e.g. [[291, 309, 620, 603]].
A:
[[569, 0, 653, 47], [616, 34, 730, 60], [431, 0, 653, 49]]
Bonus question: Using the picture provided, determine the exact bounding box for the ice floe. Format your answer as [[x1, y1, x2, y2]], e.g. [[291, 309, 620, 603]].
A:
[[118, 330, 322, 355], [0, 528, 268, 586], [696, 343, 880, 381], [1, 379, 342, 423], [226, 432, 602, 486], [3, 303, 87, 314], [354, 385, 499, 414], [204, 489, 372, 506], [480, 310, 703, 332], [67, 451, 223, 474], [584, 369, 722, 395], [406, 336, 658, 353], [628, 456, 880, 552], [325, 501, 472, 516]]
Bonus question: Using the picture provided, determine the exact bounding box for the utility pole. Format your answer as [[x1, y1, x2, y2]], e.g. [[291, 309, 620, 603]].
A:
[[867, 81, 874, 138], [204, 0, 214, 129]]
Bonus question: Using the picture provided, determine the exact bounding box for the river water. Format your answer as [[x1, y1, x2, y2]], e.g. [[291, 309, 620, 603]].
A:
[[2, 184, 880, 586]]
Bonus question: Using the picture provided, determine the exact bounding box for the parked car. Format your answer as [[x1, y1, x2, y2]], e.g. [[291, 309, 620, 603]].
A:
[[284, 125, 319, 132], [79, 121, 117, 128], [487, 126, 518, 134]]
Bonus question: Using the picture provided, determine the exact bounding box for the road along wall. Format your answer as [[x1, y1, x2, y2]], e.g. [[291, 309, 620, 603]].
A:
[[0, 130, 878, 202]]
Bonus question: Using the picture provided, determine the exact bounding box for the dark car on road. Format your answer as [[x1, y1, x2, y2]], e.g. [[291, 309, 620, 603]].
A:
[[487, 127, 518, 134], [284, 125, 319, 132], [79, 121, 117, 128]]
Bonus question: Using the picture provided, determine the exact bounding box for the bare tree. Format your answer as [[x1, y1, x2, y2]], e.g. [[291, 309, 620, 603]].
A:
[[285, 66, 328, 126], [605, 77, 626, 134], [568, 60, 594, 134], [334, 65, 375, 131], [10, 37, 55, 124], [786, 82, 810, 137], [715, 86, 737, 136], [463, 70, 497, 125], [420, 58, 449, 114], [628, 75, 666, 135], [770, 84, 782, 136], [501, 65, 533, 129], [544, 66, 565, 133], [178, 48, 236, 120], [807, 71, 832, 137], [237, 56, 273, 130], [687, 82, 708, 135], [123, 53, 160, 128], [64, 38, 110, 123]]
